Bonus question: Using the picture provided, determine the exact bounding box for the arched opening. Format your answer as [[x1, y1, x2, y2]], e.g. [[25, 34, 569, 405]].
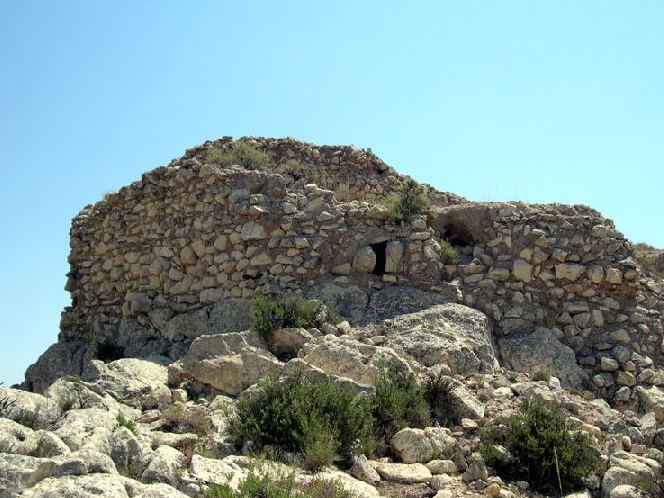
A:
[[442, 223, 475, 248], [370, 241, 387, 275]]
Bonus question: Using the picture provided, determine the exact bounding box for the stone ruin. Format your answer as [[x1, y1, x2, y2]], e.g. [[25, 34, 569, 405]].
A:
[[26, 137, 664, 412]]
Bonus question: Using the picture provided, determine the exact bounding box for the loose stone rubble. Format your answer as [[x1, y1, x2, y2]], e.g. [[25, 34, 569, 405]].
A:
[[4, 136, 664, 497]]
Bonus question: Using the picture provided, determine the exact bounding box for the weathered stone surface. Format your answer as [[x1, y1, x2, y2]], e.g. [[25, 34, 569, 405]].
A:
[[172, 332, 281, 395], [636, 386, 664, 422], [601, 451, 661, 498], [385, 303, 498, 376], [390, 428, 435, 464], [499, 327, 588, 388], [300, 335, 409, 386], [82, 358, 171, 410], [0, 387, 62, 430], [24, 341, 89, 393], [353, 246, 377, 273], [375, 462, 432, 483], [53, 408, 118, 453], [21, 474, 190, 498], [141, 445, 185, 486], [188, 454, 246, 488], [350, 454, 380, 483]]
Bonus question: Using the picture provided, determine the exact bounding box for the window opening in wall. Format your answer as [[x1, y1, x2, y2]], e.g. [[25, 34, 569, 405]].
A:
[[443, 223, 474, 248], [370, 241, 387, 275]]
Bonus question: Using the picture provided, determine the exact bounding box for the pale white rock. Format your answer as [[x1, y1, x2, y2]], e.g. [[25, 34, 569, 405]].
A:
[[300, 334, 409, 386], [22, 474, 190, 498], [390, 428, 435, 463], [53, 408, 118, 452], [270, 327, 314, 356], [353, 246, 377, 273], [385, 241, 404, 273], [426, 460, 457, 474], [81, 358, 171, 410], [462, 459, 488, 482], [430, 473, 453, 490], [141, 445, 185, 486], [385, 303, 498, 376], [110, 426, 153, 480], [601, 451, 661, 498], [310, 470, 382, 498], [607, 484, 650, 498], [0, 386, 62, 429], [0, 418, 42, 456], [499, 327, 588, 389], [173, 331, 281, 395], [636, 386, 664, 422], [555, 263, 586, 281], [349, 454, 381, 484], [375, 462, 432, 483], [512, 259, 533, 283], [188, 454, 246, 488]]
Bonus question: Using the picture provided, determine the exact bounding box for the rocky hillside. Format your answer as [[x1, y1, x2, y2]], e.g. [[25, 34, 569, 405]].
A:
[[3, 137, 664, 497]]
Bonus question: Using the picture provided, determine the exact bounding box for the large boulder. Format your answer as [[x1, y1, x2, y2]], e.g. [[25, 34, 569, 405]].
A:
[[499, 327, 589, 388], [385, 303, 498, 375], [390, 427, 456, 464], [81, 357, 171, 410], [300, 335, 410, 386], [601, 451, 661, 498], [23, 341, 89, 393], [169, 331, 281, 395], [0, 387, 62, 430]]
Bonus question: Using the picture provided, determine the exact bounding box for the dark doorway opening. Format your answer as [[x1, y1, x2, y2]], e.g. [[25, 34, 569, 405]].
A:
[[371, 241, 387, 275], [443, 223, 474, 248]]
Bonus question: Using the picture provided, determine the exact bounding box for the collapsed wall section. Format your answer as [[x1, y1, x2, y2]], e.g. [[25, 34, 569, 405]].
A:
[[434, 202, 664, 401]]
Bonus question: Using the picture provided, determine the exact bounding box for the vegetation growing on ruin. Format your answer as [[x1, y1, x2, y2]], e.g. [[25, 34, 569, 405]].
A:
[[383, 178, 431, 222], [206, 141, 273, 169]]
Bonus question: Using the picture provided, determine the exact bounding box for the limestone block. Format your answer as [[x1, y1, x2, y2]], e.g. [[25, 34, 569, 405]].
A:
[[375, 462, 432, 483], [554, 263, 586, 281], [588, 265, 604, 283], [385, 241, 404, 273], [512, 259, 533, 282], [141, 445, 185, 486], [488, 267, 510, 281], [426, 460, 457, 474], [240, 222, 267, 240], [606, 267, 623, 284], [390, 428, 435, 463], [498, 327, 588, 388], [353, 246, 376, 273], [180, 245, 197, 266]]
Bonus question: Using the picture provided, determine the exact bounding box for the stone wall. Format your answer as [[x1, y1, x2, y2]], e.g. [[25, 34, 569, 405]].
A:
[[61, 156, 451, 349], [431, 202, 664, 402], [49, 137, 664, 406]]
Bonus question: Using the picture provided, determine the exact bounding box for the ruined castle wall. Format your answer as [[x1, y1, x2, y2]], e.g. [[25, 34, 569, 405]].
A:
[[434, 202, 664, 400], [61, 161, 446, 345]]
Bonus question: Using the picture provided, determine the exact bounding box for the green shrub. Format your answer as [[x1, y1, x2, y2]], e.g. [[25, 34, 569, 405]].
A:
[[423, 371, 456, 425], [250, 295, 337, 339], [116, 413, 138, 436], [480, 400, 600, 494], [232, 371, 374, 464], [383, 179, 431, 223], [372, 364, 431, 451], [161, 404, 211, 436], [206, 142, 273, 169], [439, 240, 459, 265], [206, 470, 356, 498]]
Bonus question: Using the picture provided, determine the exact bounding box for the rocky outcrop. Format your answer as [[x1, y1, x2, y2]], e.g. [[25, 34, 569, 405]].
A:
[[11, 136, 664, 496]]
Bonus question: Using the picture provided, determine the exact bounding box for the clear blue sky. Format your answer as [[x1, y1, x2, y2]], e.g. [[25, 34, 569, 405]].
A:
[[1, 2, 663, 386]]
